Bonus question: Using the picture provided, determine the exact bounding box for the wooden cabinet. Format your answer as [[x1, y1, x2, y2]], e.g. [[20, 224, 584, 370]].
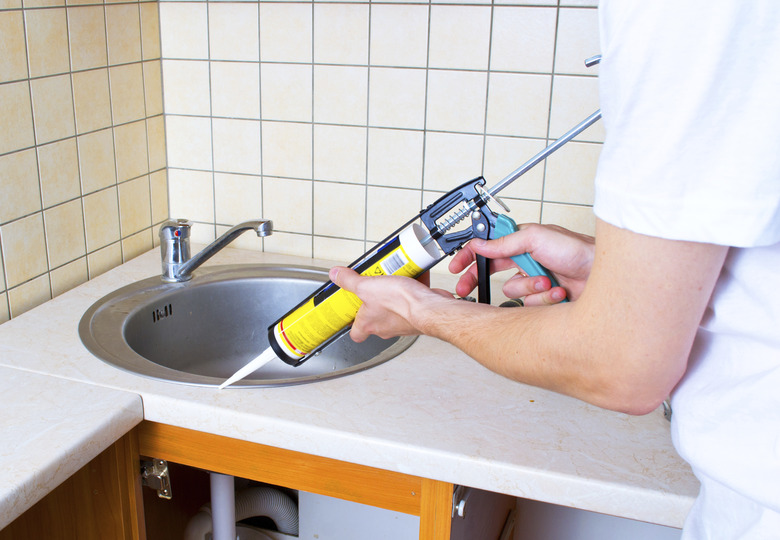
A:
[[137, 421, 454, 540], [3, 421, 457, 539]]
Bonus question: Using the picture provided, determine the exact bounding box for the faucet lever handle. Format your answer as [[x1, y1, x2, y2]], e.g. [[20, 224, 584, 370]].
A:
[[160, 219, 193, 282]]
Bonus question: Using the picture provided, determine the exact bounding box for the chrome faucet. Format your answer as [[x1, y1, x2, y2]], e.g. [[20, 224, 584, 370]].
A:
[[159, 219, 273, 282]]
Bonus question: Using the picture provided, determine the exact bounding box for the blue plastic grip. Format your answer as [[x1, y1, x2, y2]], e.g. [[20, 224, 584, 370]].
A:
[[492, 214, 568, 302]]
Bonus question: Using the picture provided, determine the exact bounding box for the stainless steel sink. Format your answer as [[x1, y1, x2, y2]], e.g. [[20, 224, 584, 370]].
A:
[[79, 265, 417, 387]]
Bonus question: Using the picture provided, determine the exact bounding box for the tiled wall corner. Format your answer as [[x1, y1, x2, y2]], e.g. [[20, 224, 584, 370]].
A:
[[160, 0, 603, 267], [0, 0, 166, 321]]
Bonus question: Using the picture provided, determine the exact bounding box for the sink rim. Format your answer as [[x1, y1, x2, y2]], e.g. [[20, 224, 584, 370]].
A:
[[79, 264, 417, 388]]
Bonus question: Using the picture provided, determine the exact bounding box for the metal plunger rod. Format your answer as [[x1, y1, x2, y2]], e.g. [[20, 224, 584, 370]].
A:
[[488, 109, 602, 198]]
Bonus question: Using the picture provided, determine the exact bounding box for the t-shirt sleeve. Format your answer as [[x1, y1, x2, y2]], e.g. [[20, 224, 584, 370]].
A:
[[593, 1, 780, 247]]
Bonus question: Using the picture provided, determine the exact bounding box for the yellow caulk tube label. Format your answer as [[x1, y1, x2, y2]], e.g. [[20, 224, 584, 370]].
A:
[[268, 223, 440, 365]]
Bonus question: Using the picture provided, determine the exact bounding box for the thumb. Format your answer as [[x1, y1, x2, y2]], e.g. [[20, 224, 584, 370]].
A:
[[470, 232, 532, 259], [329, 266, 361, 292]]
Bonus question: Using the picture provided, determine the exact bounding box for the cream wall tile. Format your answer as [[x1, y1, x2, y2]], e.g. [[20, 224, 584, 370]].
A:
[[0, 81, 35, 154], [37, 138, 80, 208], [118, 175, 151, 236], [549, 75, 603, 142], [214, 172, 262, 224], [429, 5, 491, 70], [83, 187, 120, 251], [313, 124, 366, 184], [162, 60, 211, 116], [146, 115, 166, 171], [0, 149, 40, 224], [313, 65, 367, 125], [369, 4, 428, 68], [501, 197, 542, 226], [149, 170, 169, 224], [494, 0, 556, 4], [1, 213, 48, 288], [366, 186, 421, 242], [167, 169, 214, 223], [0, 0, 21, 9], [72, 68, 112, 134], [30, 74, 76, 144], [486, 72, 551, 138], [0, 294, 8, 324], [25, 0, 65, 7], [260, 63, 312, 122], [165, 115, 213, 170], [0, 244, 5, 290], [24, 8, 69, 77], [554, 7, 600, 75], [109, 63, 146, 124], [122, 228, 153, 261], [262, 177, 312, 235], [542, 202, 595, 236], [8, 274, 51, 318], [490, 6, 557, 73], [212, 118, 262, 175], [50, 257, 88, 297], [313, 236, 365, 263], [543, 140, 600, 205], [368, 67, 426, 130], [44, 199, 86, 268], [106, 4, 142, 65], [313, 4, 368, 65], [426, 70, 487, 134], [0, 11, 29, 82], [140, 2, 160, 60], [78, 128, 117, 194], [143, 61, 164, 116], [259, 3, 312, 63], [159, 2, 208, 59], [208, 2, 259, 61], [261, 121, 312, 179], [114, 120, 149, 182], [263, 231, 312, 259], [423, 132, 484, 192], [211, 61, 260, 119], [483, 135, 546, 200], [367, 128, 424, 190], [313, 181, 365, 239], [87, 243, 122, 279], [67, 5, 107, 71]]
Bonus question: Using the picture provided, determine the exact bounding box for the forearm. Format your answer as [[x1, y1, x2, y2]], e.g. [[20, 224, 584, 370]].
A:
[[413, 221, 728, 414]]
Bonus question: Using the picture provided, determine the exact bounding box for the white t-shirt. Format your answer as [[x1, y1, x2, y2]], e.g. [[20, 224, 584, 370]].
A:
[[593, 2, 780, 538]]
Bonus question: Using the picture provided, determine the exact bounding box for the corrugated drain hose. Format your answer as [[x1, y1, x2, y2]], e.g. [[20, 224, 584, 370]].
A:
[[184, 486, 299, 539]]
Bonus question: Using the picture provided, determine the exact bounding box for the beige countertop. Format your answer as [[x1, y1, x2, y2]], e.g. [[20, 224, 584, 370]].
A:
[[0, 246, 699, 529]]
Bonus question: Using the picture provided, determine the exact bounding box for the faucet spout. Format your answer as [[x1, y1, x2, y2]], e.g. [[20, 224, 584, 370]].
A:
[[159, 219, 273, 282]]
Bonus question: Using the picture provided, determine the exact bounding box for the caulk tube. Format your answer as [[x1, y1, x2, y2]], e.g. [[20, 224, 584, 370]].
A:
[[268, 222, 441, 366]]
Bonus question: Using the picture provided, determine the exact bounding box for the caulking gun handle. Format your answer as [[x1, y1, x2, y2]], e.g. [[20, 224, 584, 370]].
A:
[[492, 215, 568, 302]]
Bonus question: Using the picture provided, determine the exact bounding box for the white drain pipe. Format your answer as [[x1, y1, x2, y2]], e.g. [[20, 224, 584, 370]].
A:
[[210, 473, 236, 540]]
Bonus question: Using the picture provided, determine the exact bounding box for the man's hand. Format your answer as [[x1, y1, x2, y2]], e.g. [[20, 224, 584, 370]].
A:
[[328, 267, 456, 343], [449, 224, 595, 305]]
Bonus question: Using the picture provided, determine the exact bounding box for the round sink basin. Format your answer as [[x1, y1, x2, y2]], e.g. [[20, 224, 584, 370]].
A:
[[79, 265, 417, 387]]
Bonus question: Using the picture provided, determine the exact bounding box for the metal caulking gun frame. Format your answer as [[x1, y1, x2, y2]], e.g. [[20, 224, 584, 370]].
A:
[[268, 56, 603, 367]]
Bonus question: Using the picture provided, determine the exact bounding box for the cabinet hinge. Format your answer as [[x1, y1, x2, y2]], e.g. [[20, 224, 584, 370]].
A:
[[141, 459, 173, 499]]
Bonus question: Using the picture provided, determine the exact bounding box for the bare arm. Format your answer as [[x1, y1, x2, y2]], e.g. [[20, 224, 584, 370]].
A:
[[331, 219, 728, 415]]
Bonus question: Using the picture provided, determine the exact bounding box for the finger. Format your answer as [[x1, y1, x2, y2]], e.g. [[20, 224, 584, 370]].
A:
[[502, 274, 552, 299], [520, 287, 568, 307], [329, 266, 362, 293]]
